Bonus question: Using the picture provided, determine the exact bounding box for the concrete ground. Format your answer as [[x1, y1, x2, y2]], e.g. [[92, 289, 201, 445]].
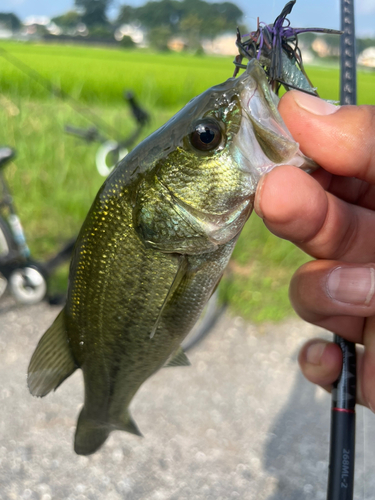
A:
[[0, 298, 374, 500]]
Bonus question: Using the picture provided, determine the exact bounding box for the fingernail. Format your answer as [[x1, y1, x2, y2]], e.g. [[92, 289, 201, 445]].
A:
[[306, 342, 326, 365], [294, 92, 339, 116], [254, 174, 267, 219], [327, 267, 375, 305]]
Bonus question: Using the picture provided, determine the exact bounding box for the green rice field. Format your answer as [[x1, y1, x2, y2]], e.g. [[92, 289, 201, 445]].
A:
[[1, 41, 374, 321], [2, 41, 374, 107]]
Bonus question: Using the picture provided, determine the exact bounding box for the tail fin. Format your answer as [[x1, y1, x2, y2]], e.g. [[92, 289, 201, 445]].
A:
[[74, 409, 110, 456], [28, 310, 77, 397], [74, 408, 142, 455], [74, 407, 142, 455]]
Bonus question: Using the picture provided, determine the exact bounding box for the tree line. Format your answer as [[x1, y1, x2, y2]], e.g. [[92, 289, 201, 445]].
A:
[[53, 0, 243, 37], [1, 1, 374, 56], [47, 0, 244, 50]]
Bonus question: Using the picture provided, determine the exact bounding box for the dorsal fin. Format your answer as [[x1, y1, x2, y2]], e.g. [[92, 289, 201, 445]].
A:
[[164, 346, 191, 367], [28, 310, 77, 397]]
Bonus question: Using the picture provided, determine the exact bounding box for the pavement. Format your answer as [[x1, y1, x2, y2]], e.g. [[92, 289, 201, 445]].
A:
[[0, 298, 374, 500]]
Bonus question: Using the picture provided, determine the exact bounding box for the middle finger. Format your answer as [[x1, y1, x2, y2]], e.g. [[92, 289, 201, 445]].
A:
[[289, 259, 375, 342]]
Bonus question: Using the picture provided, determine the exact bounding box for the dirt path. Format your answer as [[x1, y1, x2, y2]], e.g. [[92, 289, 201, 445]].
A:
[[0, 299, 373, 500]]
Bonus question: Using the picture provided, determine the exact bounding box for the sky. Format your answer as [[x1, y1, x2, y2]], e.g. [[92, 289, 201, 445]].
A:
[[1, 0, 375, 37]]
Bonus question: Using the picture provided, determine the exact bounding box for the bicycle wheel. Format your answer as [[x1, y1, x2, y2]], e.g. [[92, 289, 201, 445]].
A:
[[95, 141, 128, 177], [0, 217, 16, 299], [9, 265, 47, 305]]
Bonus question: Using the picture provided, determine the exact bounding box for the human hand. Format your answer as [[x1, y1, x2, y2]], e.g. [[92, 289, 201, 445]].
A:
[[254, 90, 375, 410]]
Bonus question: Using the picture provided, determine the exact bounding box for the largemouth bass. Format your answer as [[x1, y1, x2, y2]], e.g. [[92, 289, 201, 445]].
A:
[[28, 60, 316, 455]]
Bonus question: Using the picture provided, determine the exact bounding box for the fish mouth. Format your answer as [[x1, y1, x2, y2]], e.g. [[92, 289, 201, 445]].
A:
[[233, 59, 318, 180]]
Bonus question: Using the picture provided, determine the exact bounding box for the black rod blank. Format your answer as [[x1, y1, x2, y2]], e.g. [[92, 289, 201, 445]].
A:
[[327, 1, 357, 499]]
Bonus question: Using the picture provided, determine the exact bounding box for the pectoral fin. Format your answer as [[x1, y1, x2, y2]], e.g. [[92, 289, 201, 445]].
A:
[[150, 256, 188, 338], [28, 310, 77, 397], [164, 346, 191, 367]]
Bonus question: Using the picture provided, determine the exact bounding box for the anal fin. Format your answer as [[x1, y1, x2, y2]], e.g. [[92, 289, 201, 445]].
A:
[[28, 310, 77, 397], [116, 410, 143, 437], [165, 346, 191, 367]]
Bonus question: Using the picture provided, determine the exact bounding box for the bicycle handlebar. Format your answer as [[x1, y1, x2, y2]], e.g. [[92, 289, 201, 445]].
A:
[[64, 125, 103, 143], [124, 91, 150, 127], [65, 91, 149, 149]]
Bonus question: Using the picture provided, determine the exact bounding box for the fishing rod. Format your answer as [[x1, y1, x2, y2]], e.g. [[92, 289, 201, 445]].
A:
[[233, 1, 357, 498], [326, 1, 357, 499]]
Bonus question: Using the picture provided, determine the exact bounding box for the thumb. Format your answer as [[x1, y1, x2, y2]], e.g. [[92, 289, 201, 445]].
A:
[[298, 339, 342, 392], [278, 91, 375, 184], [298, 339, 373, 411]]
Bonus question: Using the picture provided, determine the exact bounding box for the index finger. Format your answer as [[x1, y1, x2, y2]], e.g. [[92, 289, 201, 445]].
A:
[[254, 165, 375, 263], [279, 91, 375, 184]]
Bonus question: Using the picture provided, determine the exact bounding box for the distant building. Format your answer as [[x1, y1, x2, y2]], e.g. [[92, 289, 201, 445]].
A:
[[300, 50, 314, 64], [358, 47, 375, 68], [311, 37, 339, 58], [114, 24, 145, 46], [202, 34, 236, 56], [71, 23, 88, 37], [23, 15, 50, 27], [312, 38, 329, 57], [0, 23, 12, 39], [22, 16, 62, 37], [167, 37, 187, 52]]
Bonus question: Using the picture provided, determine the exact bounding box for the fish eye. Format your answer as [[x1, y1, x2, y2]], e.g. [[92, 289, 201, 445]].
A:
[[189, 119, 222, 152]]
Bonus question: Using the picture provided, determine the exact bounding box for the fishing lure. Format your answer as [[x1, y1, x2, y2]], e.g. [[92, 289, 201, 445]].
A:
[[233, 0, 341, 96]]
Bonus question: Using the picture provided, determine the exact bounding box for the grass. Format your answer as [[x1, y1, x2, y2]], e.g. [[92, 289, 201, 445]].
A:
[[1, 41, 374, 108], [0, 41, 234, 109], [1, 41, 374, 320]]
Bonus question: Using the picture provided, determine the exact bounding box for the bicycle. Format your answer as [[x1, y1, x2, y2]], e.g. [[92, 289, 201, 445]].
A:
[[0, 92, 151, 306], [0, 147, 76, 305], [65, 90, 150, 177]]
